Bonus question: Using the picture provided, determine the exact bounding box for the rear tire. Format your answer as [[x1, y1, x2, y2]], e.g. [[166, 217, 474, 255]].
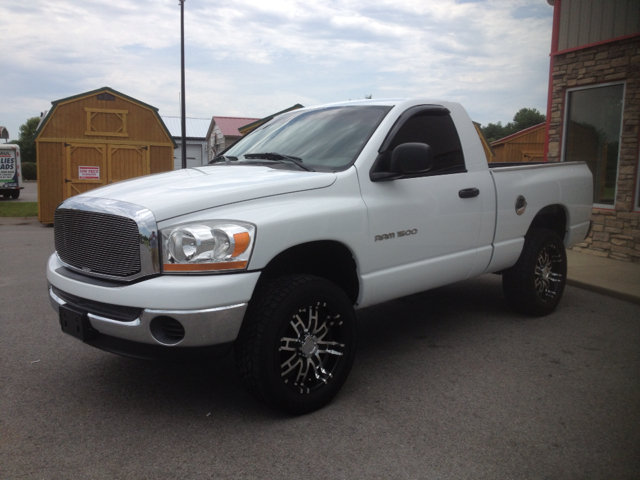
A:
[[10, 190, 19, 199], [235, 274, 356, 415], [503, 228, 567, 316]]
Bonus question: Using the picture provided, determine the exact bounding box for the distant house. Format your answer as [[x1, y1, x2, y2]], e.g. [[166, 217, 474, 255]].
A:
[[206, 116, 259, 161], [161, 116, 211, 169], [0, 126, 9, 142], [490, 123, 545, 163]]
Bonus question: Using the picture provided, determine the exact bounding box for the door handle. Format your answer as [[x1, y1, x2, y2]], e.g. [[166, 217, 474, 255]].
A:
[[459, 188, 479, 198]]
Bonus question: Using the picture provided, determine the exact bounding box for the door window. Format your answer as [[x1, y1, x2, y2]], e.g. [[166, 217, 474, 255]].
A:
[[372, 108, 466, 178]]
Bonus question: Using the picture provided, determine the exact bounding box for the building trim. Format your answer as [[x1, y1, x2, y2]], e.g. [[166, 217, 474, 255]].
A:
[[545, 0, 562, 162], [552, 32, 640, 58], [634, 148, 640, 212]]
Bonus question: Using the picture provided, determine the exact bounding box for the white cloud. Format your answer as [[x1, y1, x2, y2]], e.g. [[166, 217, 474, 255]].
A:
[[0, 0, 552, 142]]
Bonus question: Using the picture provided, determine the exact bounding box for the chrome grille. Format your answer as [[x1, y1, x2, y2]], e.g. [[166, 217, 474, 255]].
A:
[[55, 208, 141, 278]]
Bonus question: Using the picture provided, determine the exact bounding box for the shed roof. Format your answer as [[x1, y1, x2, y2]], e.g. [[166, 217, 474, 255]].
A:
[[490, 123, 546, 146], [161, 116, 210, 139], [34, 86, 176, 147], [212, 116, 260, 138]]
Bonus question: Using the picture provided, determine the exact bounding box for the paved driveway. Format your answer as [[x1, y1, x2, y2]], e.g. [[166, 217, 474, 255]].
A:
[[1, 221, 639, 479]]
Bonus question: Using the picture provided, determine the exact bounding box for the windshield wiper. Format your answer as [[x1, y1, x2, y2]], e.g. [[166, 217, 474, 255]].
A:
[[243, 152, 315, 172], [208, 155, 238, 165]]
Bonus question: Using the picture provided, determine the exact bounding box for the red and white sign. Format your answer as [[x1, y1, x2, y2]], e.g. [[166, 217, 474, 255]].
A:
[[79, 166, 100, 180]]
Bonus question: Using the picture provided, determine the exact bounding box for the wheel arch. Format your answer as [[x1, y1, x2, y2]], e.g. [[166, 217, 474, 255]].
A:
[[527, 204, 568, 241], [255, 240, 360, 305]]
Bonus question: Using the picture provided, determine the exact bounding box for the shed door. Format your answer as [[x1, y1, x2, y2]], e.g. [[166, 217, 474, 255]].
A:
[[65, 143, 107, 199], [108, 145, 150, 184]]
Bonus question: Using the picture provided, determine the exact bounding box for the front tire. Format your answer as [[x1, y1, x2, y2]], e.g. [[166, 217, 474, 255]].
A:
[[503, 228, 567, 316], [235, 274, 356, 414]]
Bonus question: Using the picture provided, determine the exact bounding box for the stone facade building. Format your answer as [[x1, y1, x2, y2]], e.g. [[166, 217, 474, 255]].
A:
[[546, 0, 640, 263]]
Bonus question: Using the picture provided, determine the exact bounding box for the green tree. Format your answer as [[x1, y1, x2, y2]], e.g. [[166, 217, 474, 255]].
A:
[[481, 108, 546, 144], [11, 117, 40, 163], [481, 122, 508, 144], [512, 107, 546, 131]]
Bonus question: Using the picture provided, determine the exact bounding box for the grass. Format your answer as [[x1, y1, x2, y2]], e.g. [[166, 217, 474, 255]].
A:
[[0, 202, 38, 217]]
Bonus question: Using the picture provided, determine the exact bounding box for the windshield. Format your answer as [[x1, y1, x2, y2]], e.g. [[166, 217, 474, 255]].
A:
[[223, 105, 392, 171]]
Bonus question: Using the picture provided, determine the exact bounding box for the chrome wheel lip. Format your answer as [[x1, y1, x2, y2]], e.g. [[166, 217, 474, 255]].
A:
[[279, 301, 346, 394]]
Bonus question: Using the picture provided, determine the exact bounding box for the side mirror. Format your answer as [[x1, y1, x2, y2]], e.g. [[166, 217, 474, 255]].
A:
[[390, 143, 434, 174]]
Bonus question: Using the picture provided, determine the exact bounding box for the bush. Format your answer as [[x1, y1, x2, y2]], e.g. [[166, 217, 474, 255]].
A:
[[22, 162, 37, 180]]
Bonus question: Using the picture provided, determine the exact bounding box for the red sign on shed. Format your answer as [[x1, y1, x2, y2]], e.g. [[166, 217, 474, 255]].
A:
[[78, 166, 100, 180]]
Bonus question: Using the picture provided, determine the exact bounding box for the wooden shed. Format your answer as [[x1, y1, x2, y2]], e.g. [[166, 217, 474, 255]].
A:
[[489, 123, 545, 163], [35, 87, 176, 223], [473, 121, 496, 163]]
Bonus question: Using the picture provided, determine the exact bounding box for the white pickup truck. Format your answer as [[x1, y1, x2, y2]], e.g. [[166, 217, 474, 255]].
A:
[[47, 99, 593, 414]]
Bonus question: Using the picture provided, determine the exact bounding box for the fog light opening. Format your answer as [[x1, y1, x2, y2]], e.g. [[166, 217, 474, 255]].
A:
[[150, 316, 185, 345]]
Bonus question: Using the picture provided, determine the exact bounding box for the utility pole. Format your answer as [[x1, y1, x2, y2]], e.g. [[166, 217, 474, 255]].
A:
[[180, 0, 187, 169]]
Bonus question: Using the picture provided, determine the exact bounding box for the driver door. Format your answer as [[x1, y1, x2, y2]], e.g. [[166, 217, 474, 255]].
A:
[[358, 107, 493, 305]]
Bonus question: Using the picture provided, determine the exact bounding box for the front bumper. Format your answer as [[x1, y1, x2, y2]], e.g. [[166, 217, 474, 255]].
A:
[[47, 253, 260, 350]]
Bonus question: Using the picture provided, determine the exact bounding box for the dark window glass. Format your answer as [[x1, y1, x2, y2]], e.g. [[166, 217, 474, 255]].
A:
[[564, 84, 624, 206], [375, 112, 465, 176]]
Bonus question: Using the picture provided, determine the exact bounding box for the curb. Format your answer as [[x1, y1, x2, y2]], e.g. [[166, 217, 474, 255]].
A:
[[566, 278, 640, 306]]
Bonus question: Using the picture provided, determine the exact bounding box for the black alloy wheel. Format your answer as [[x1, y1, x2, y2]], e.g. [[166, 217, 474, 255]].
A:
[[235, 274, 356, 414], [503, 228, 567, 316]]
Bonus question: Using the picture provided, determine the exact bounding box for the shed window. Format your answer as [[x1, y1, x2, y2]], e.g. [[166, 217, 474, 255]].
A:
[[85, 108, 129, 137], [563, 83, 624, 207]]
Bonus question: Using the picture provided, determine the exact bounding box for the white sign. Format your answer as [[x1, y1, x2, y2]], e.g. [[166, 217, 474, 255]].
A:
[[0, 152, 16, 182], [79, 166, 100, 180]]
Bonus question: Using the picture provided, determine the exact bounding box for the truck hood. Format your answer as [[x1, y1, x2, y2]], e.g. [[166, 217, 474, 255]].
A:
[[78, 165, 337, 221]]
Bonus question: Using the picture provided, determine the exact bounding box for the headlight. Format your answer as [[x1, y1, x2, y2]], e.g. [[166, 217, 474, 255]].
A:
[[161, 221, 255, 273]]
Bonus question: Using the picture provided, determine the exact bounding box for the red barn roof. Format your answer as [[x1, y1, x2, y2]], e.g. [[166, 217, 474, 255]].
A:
[[212, 116, 260, 137]]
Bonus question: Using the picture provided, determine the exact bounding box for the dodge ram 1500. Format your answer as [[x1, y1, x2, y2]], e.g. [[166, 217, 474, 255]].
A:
[[48, 99, 593, 414]]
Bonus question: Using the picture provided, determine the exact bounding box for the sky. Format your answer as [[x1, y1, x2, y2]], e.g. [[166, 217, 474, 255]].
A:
[[0, 0, 553, 142]]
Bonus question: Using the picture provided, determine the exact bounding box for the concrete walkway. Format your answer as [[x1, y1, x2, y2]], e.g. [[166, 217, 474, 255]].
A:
[[567, 250, 640, 306]]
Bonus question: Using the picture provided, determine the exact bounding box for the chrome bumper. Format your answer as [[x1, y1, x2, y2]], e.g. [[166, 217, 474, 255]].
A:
[[49, 286, 247, 347]]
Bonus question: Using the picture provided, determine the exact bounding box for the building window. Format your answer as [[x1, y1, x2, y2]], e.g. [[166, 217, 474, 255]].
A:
[[563, 83, 624, 207]]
